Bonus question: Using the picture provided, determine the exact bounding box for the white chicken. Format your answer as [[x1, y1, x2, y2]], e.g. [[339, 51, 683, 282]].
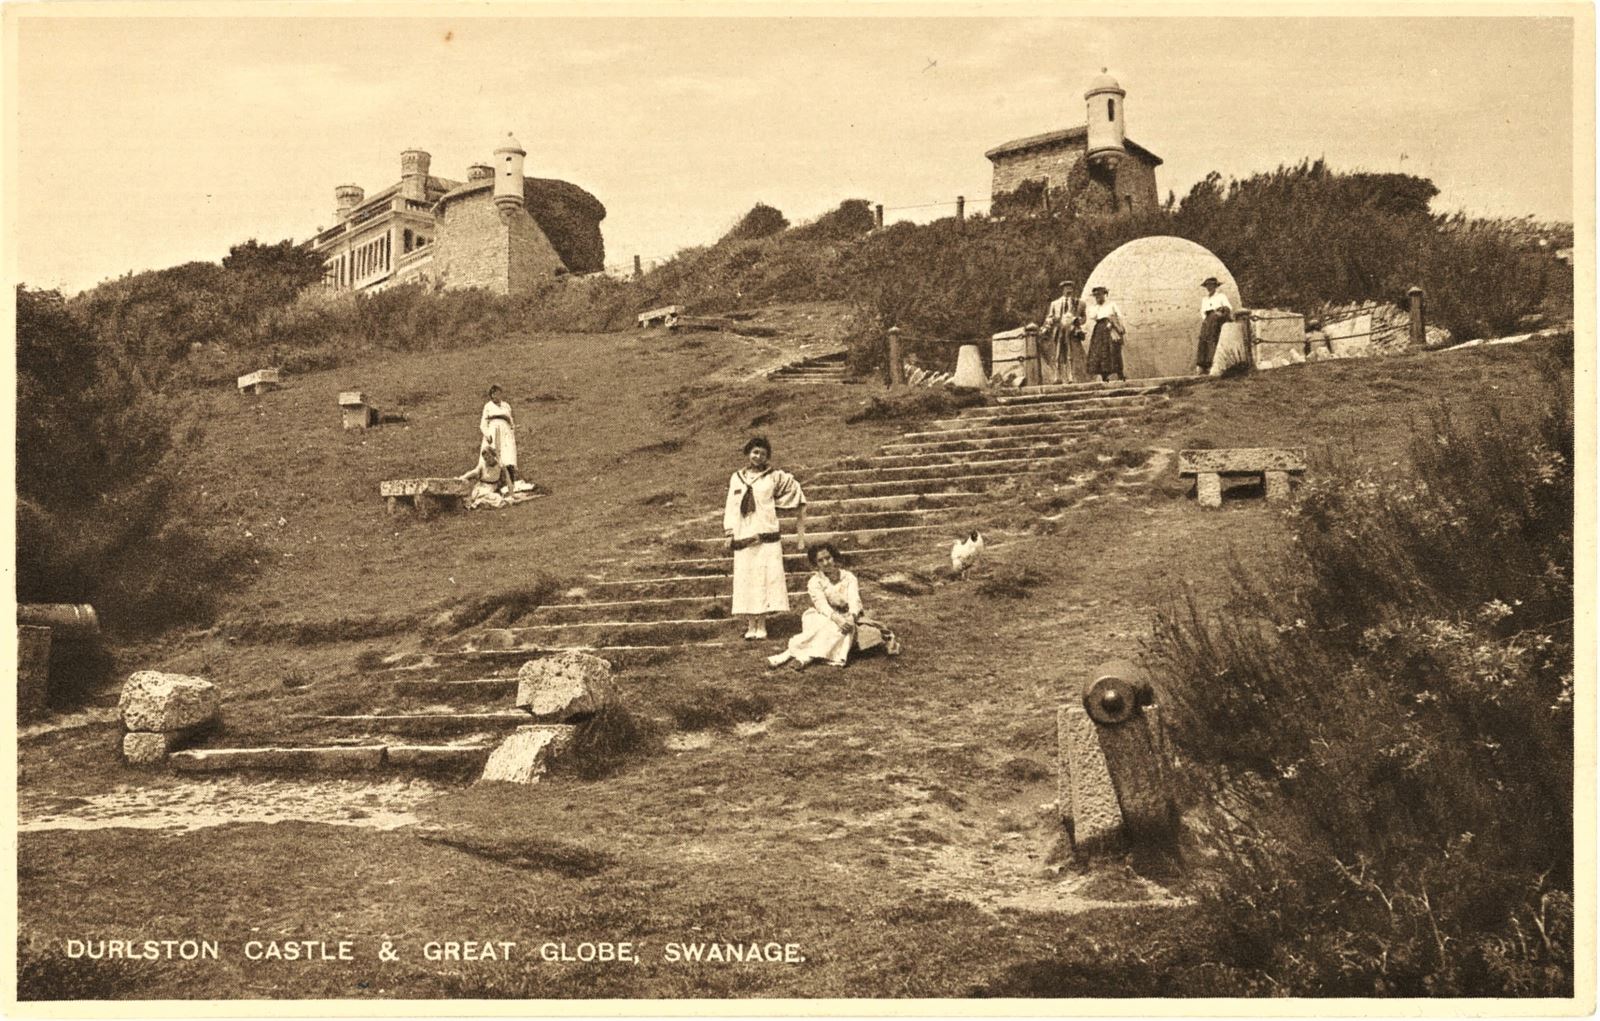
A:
[[950, 530, 985, 577]]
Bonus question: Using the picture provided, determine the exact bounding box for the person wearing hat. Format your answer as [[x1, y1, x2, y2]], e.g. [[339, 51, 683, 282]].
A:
[[1083, 285, 1127, 382], [1043, 279, 1088, 383], [1196, 277, 1233, 375]]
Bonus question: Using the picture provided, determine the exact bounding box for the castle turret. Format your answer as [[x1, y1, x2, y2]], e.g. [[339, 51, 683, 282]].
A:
[[467, 163, 494, 183], [400, 149, 431, 203], [493, 133, 526, 212], [1084, 69, 1127, 172], [334, 184, 365, 221]]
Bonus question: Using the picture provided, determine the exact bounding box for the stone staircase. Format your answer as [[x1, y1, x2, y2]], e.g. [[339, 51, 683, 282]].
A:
[[766, 350, 852, 384], [168, 376, 1190, 777]]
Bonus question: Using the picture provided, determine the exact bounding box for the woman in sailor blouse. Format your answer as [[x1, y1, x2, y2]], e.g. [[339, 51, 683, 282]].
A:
[[723, 436, 807, 641]]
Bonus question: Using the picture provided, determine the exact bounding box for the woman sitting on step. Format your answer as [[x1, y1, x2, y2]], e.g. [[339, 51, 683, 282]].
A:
[[768, 544, 898, 670]]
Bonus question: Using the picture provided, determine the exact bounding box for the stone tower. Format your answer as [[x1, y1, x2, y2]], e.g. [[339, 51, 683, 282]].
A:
[[400, 149, 431, 202], [334, 184, 364, 222], [493, 134, 526, 213], [1084, 69, 1127, 172]]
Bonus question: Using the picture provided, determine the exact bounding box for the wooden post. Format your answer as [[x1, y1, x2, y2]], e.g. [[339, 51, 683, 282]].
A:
[[1042, 188, 1052, 217], [633, 255, 642, 280], [956, 195, 965, 227], [874, 204, 884, 230], [1024, 322, 1042, 387], [887, 327, 904, 387], [1236, 309, 1256, 370], [1407, 287, 1425, 346]]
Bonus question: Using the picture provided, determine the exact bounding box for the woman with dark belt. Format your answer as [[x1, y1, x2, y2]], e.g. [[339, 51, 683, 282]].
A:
[[723, 436, 807, 641], [479, 385, 531, 493], [1083, 286, 1128, 382]]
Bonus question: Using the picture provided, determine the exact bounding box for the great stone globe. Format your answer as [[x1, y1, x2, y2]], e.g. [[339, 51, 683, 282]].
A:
[[1082, 237, 1242, 379]]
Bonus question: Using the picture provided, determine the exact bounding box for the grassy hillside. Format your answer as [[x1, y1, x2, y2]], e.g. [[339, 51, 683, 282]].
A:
[[17, 330, 1572, 998]]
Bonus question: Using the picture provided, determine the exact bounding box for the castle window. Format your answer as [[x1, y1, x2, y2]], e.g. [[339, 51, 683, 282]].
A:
[[1108, 98, 1116, 121], [404, 229, 413, 253]]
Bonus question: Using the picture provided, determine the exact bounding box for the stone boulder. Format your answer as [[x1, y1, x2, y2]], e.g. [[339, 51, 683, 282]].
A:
[[515, 651, 616, 720], [479, 725, 577, 784], [119, 671, 219, 734], [122, 731, 173, 766]]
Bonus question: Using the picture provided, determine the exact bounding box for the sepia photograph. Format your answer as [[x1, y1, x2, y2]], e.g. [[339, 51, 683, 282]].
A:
[[4, 2, 1593, 1009]]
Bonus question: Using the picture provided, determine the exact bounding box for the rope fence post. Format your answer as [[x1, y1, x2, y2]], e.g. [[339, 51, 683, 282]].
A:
[[874, 204, 884, 230], [1024, 322, 1042, 386], [956, 195, 965, 228], [633, 255, 642, 280], [1407, 287, 1425, 346], [887, 326, 904, 387]]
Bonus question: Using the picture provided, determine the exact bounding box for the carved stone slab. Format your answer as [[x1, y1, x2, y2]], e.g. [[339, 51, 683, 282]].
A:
[[338, 391, 369, 407], [1178, 447, 1306, 476], [379, 478, 473, 498], [237, 368, 282, 393], [1057, 704, 1123, 854]]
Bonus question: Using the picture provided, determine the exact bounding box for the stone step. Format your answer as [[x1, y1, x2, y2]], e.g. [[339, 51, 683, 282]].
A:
[[936, 400, 1161, 429], [651, 544, 916, 575], [862, 444, 1081, 470], [468, 616, 803, 650], [669, 491, 984, 529], [579, 571, 816, 599], [804, 474, 1011, 500], [801, 506, 965, 531], [530, 590, 810, 625], [811, 454, 1078, 484], [401, 642, 734, 670], [168, 742, 494, 775], [290, 710, 532, 738], [682, 522, 949, 549], [881, 432, 1087, 456], [1006, 375, 1191, 396], [899, 420, 1101, 444], [929, 409, 1137, 433], [994, 385, 1167, 407], [382, 676, 521, 700]]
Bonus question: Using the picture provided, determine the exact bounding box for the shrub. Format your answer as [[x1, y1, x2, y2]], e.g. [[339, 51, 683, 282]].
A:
[[789, 199, 875, 242], [1149, 339, 1574, 994], [722, 202, 789, 242]]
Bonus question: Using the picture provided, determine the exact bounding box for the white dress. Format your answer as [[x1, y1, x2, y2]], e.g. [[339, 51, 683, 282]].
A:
[[480, 399, 517, 469], [723, 467, 805, 615], [782, 570, 863, 667]]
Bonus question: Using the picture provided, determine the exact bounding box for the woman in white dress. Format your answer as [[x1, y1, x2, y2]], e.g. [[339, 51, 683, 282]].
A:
[[723, 436, 807, 641], [480, 385, 531, 493], [767, 544, 897, 670], [456, 444, 513, 509]]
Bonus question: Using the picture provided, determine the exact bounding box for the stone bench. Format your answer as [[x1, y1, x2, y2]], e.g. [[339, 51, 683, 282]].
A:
[[339, 391, 381, 430], [380, 478, 474, 516], [636, 304, 684, 328], [237, 368, 282, 395], [1178, 448, 1306, 508]]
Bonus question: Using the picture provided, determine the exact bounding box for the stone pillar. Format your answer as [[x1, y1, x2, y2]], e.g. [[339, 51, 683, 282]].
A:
[[952, 344, 987, 388], [17, 625, 52, 722], [1408, 287, 1425, 347], [1023, 323, 1042, 386], [1197, 472, 1222, 508], [1057, 704, 1122, 853], [887, 327, 904, 386], [1263, 470, 1291, 502]]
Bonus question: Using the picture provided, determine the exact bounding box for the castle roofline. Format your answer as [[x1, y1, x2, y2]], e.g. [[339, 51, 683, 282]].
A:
[[985, 125, 1163, 167], [434, 179, 495, 212]]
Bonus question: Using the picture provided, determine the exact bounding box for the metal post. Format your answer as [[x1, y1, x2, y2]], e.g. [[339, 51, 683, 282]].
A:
[[887, 327, 904, 386], [1024, 323, 1042, 387], [874, 204, 884, 230], [633, 255, 642, 280], [1407, 287, 1425, 346]]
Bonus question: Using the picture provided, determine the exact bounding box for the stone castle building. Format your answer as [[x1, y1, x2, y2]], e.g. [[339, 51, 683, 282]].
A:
[[309, 134, 606, 295], [985, 70, 1162, 215]]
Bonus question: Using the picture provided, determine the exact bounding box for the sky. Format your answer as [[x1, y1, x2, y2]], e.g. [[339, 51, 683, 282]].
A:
[[6, 9, 1582, 294]]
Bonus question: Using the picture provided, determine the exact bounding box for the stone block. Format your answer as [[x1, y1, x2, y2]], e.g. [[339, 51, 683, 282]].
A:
[[516, 651, 616, 720], [237, 368, 282, 394], [1057, 704, 1122, 854], [952, 344, 988, 388], [1178, 448, 1307, 476], [17, 625, 52, 723], [479, 725, 577, 784], [123, 731, 173, 766], [1263, 470, 1291, 502], [1097, 707, 1176, 842], [1196, 472, 1222, 509], [119, 671, 220, 733]]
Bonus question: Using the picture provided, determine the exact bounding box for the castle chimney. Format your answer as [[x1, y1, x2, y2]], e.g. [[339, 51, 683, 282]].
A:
[[334, 184, 365, 221], [493, 134, 526, 212], [467, 163, 494, 183], [400, 149, 431, 203]]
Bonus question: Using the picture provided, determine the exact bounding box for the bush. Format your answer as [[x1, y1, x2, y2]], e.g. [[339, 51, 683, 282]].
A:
[[722, 202, 789, 242], [1149, 340, 1574, 994]]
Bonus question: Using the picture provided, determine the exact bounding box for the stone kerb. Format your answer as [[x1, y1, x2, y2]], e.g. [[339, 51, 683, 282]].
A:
[[119, 671, 221, 766], [515, 651, 617, 720]]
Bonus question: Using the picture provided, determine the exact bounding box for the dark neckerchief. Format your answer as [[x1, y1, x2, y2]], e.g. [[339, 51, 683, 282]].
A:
[[738, 466, 773, 516]]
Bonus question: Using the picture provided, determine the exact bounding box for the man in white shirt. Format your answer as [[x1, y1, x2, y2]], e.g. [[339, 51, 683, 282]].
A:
[[1197, 276, 1233, 375]]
